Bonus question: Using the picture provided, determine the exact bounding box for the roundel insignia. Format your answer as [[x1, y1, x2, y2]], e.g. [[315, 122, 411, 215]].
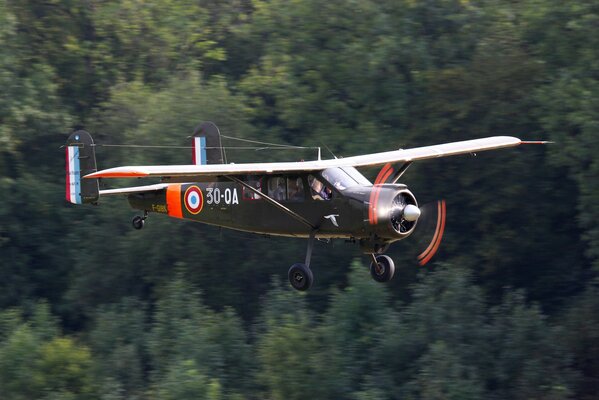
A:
[[184, 185, 204, 214]]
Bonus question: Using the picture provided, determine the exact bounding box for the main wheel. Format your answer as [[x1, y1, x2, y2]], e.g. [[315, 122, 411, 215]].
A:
[[288, 263, 314, 291], [370, 255, 395, 282], [132, 216, 145, 230]]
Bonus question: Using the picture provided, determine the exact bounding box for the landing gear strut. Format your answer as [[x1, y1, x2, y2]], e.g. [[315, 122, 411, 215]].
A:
[[132, 211, 148, 230], [288, 231, 316, 291], [369, 254, 395, 282]]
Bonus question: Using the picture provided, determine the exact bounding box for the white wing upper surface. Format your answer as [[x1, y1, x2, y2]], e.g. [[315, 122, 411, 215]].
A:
[[85, 136, 522, 179]]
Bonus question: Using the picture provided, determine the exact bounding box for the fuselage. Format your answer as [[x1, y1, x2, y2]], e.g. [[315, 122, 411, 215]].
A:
[[127, 167, 417, 244]]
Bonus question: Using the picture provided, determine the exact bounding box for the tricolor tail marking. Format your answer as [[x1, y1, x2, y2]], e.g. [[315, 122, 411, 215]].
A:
[[66, 146, 82, 204], [192, 136, 207, 165], [417, 200, 446, 266]]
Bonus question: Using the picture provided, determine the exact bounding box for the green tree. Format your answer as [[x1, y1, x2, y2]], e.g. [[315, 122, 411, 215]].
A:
[[536, 77, 599, 273], [321, 260, 394, 396], [371, 266, 489, 396], [0, 2, 72, 154], [412, 340, 484, 400], [153, 359, 223, 400], [0, 325, 43, 399], [0, 303, 97, 399], [0, 1, 74, 311], [254, 278, 343, 399], [88, 297, 149, 399], [90, 0, 228, 85], [34, 337, 96, 400], [487, 291, 574, 399], [148, 274, 253, 397], [519, 0, 599, 272], [558, 284, 599, 399], [4, 0, 98, 114]]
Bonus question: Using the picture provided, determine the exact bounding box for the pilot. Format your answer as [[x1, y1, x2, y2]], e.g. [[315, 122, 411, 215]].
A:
[[309, 176, 331, 200], [310, 177, 322, 199]]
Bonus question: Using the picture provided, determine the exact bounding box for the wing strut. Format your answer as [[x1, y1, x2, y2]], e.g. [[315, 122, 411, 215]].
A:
[[226, 176, 317, 230], [390, 162, 412, 184]]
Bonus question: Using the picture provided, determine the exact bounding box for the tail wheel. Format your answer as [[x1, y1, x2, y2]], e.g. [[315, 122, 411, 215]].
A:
[[370, 255, 395, 282], [288, 263, 314, 291]]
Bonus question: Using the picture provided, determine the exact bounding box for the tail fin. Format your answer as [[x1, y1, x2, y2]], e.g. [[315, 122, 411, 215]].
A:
[[192, 121, 225, 165], [65, 130, 99, 204]]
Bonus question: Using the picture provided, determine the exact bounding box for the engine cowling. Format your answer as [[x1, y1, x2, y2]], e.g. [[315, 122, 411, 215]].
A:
[[367, 185, 419, 240]]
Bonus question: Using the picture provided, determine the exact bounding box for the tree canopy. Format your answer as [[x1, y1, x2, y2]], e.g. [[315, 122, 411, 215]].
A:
[[1, 0, 598, 398]]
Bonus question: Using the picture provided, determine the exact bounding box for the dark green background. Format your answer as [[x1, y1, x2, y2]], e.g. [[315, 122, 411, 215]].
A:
[[0, 1, 598, 398]]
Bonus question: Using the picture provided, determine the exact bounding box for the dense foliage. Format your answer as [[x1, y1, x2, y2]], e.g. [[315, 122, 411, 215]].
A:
[[1, 0, 598, 398]]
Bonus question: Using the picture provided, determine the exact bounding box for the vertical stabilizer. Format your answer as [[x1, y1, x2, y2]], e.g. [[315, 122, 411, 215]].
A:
[[65, 130, 99, 204], [192, 121, 225, 165]]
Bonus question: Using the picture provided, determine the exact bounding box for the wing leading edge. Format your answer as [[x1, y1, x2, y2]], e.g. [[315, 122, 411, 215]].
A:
[[85, 136, 524, 180]]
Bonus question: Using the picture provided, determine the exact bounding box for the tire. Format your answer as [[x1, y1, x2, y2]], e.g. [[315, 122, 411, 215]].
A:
[[288, 263, 314, 291], [369, 255, 395, 282], [132, 216, 145, 230]]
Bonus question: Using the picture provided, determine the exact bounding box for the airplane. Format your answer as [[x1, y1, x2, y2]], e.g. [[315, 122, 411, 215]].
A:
[[65, 122, 546, 291]]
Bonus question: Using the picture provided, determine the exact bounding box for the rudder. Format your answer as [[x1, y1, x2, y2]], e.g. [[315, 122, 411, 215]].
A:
[[65, 130, 99, 204], [192, 121, 225, 165]]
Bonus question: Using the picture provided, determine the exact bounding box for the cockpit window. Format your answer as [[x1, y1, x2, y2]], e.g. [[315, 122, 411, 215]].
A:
[[308, 175, 332, 201], [287, 176, 305, 201], [321, 167, 368, 191], [242, 175, 263, 200], [340, 166, 371, 186], [268, 176, 287, 200]]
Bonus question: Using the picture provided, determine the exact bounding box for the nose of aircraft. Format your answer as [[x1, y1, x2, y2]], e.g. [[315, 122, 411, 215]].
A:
[[403, 204, 421, 222]]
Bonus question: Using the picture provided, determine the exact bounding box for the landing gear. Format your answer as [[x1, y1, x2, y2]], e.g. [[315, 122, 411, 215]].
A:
[[369, 254, 395, 282], [288, 263, 314, 291], [288, 231, 316, 291], [132, 211, 148, 230]]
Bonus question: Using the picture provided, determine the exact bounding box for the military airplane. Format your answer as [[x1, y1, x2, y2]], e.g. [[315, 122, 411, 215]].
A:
[[65, 122, 545, 291]]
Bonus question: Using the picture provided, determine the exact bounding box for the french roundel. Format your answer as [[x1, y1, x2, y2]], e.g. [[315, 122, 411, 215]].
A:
[[184, 186, 204, 214]]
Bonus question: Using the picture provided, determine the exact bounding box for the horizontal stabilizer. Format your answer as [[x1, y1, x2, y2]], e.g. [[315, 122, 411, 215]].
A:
[[99, 183, 170, 196]]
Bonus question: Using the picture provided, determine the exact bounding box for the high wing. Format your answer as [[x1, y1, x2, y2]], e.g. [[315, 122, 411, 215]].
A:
[[85, 136, 525, 179]]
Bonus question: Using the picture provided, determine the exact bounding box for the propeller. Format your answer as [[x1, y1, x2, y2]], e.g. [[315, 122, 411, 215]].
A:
[[413, 200, 447, 266], [390, 193, 420, 234]]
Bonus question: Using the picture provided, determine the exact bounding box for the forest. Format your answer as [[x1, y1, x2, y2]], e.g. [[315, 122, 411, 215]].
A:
[[0, 0, 598, 398]]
